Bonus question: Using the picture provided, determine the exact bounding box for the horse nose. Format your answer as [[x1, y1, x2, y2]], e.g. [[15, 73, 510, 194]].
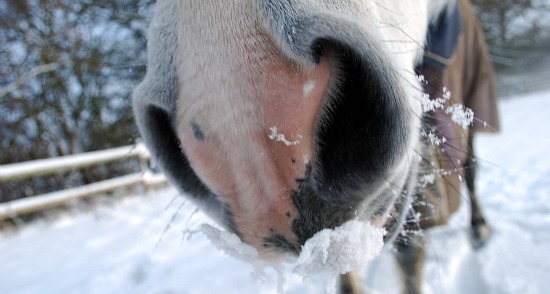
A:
[[133, 1, 418, 258]]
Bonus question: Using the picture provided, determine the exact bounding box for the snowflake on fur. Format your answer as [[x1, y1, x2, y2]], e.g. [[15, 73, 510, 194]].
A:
[[446, 104, 474, 128], [420, 86, 474, 128]]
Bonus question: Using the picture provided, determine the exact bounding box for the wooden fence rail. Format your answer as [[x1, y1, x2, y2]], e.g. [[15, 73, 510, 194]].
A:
[[0, 143, 166, 221]]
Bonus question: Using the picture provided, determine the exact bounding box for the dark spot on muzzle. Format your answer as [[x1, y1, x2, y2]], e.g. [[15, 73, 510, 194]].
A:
[[191, 122, 205, 141]]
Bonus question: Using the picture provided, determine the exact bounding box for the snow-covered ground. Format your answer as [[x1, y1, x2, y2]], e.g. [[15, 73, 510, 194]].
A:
[[1, 90, 550, 294]]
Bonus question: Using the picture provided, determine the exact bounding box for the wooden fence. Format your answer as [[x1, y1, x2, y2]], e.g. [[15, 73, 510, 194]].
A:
[[0, 143, 166, 221]]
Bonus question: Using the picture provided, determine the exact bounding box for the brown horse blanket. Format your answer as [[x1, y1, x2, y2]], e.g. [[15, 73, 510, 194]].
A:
[[415, 0, 500, 228]]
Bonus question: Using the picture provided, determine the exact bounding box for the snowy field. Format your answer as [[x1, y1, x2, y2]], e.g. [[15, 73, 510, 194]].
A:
[[1, 90, 550, 294]]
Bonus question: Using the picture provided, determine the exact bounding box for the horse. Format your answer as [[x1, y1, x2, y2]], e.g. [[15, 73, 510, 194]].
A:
[[132, 0, 499, 293]]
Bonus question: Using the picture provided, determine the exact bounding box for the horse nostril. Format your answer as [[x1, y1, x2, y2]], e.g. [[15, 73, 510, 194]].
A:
[[139, 106, 209, 196], [133, 105, 239, 228]]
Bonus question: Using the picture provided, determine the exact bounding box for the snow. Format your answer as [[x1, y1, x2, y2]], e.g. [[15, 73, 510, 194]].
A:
[[268, 127, 303, 146], [303, 80, 317, 97], [294, 220, 385, 294], [419, 83, 474, 128], [445, 103, 474, 128], [2, 90, 550, 293], [294, 220, 385, 279], [421, 129, 447, 145]]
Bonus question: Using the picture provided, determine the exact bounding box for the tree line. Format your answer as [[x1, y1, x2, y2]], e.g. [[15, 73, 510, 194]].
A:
[[471, 0, 550, 69], [0, 0, 154, 201]]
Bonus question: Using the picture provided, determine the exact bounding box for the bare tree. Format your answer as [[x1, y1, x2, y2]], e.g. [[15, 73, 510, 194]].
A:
[[0, 0, 153, 201], [472, 0, 550, 46]]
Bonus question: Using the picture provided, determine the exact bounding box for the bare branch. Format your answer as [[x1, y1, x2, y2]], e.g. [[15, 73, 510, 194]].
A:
[[0, 62, 60, 97]]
